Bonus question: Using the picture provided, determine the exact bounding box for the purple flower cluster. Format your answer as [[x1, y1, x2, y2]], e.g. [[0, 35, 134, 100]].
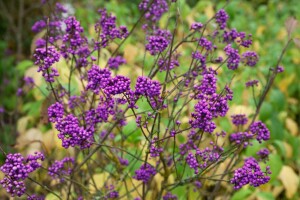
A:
[[146, 29, 171, 55], [231, 114, 248, 126], [230, 157, 271, 189], [250, 121, 270, 143], [149, 137, 163, 157], [257, 148, 270, 162], [241, 51, 259, 67], [158, 54, 180, 71], [230, 132, 254, 147], [245, 79, 259, 87], [31, 20, 46, 33], [55, 114, 93, 149], [104, 75, 131, 95], [48, 102, 64, 123], [48, 157, 74, 182], [135, 76, 161, 97], [224, 44, 240, 70], [163, 192, 178, 200], [191, 22, 203, 30], [108, 56, 126, 69], [0, 152, 44, 197], [199, 37, 213, 51], [59, 16, 91, 67], [215, 9, 229, 30], [133, 163, 156, 183], [86, 65, 111, 94], [95, 9, 128, 48], [34, 46, 60, 82], [139, 0, 168, 22], [186, 152, 199, 174]]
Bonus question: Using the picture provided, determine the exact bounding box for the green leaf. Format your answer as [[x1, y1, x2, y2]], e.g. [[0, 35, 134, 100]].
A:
[[257, 192, 275, 200], [16, 60, 33, 75], [231, 188, 252, 200], [268, 154, 283, 183], [259, 102, 273, 121], [272, 140, 286, 156]]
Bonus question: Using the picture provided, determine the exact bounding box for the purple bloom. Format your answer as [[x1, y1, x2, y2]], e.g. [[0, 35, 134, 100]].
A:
[[135, 76, 161, 97], [108, 56, 126, 69], [199, 37, 213, 51], [95, 9, 128, 48], [86, 65, 112, 94], [245, 79, 259, 87], [186, 152, 199, 174], [104, 75, 131, 95], [224, 44, 240, 70], [191, 22, 203, 30], [257, 148, 270, 162], [34, 46, 60, 82], [215, 9, 229, 30], [32, 20, 46, 33], [230, 132, 254, 147], [0, 152, 44, 197], [48, 102, 64, 123], [146, 29, 171, 55], [230, 157, 271, 189], [48, 157, 74, 182], [55, 114, 93, 149], [163, 192, 178, 200], [241, 51, 259, 67], [250, 121, 270, 143], [139, 0, 168, 22], [231, 114, 248, 126], [134, 163, 156, 183]]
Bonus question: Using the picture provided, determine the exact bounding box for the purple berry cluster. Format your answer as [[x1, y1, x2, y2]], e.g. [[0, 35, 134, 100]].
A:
[[48, 157, 74, 182], [55, 114, 93, 149], [48, 102, 64, 123], [95, 9, 128, 48], [163, 192, 178, 200], [135, 76, 161, 97], [146, 29, 172, 55], [34, 46, 60, 82], [215, 9, 229, 30], [230, 157, 271, 189], [133, 163, 156, 183], [250, 121, 270, 143], [231, 114, 248, 126], [139, 0, 168, 23], [241, 51, 259, 67], [108, 56, 126, 70], [0, 152, 44, 197]]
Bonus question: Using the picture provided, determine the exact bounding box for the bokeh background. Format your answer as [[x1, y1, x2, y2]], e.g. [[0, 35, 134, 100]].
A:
[[0, 0, 299, 199]]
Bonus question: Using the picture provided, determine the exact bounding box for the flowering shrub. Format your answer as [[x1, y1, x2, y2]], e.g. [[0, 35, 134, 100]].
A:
[[0, 0, 297, 199]]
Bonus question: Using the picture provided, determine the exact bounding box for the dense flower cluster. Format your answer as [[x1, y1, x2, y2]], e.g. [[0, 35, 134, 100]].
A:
[[257, 148, 270, 162], [139, 0, 168, 22], [133, 164, 156, 183], [55, 114, 93, 149], [224, 44, 240, 70], [86, 65, 111, 94], [107, 56, 126, 69], [34, 46, 60, 82], [0, 152, 44, 197], [48, 157, 74, 182], [250, 121, 270, 143], [95, 9, 128, 48], [241, 51, 259, 67], [104, 75, 131, 95], [146, 29, 171, 55], [48, 102, 64, 123], [230, 157, 271, 189], [135, 76, 161, 97], [245, 79, 259, 87], [215, 9, 229, 29], [231, 114, 248, 126], [163, 192, 178, 200]]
